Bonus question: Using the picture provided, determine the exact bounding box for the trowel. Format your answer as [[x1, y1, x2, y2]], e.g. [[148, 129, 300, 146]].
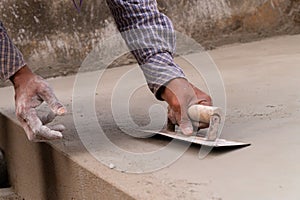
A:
[[146, 105, 250, 147]]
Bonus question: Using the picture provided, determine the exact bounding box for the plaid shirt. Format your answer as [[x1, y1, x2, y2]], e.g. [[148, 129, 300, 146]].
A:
[[0, 0, 185, 99], [0, 21, 26, 81], [107, 0, 185, 99]]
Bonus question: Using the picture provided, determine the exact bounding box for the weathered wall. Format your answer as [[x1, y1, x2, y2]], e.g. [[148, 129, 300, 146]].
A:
[[0, 0, 299, 78], [1, 0, 116, 77], [161, 0, 300, 48]]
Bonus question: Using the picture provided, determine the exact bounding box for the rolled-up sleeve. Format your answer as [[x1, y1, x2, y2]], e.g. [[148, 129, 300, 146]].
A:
[[107, 0, 186, 100], [0, 21, 26, 81]]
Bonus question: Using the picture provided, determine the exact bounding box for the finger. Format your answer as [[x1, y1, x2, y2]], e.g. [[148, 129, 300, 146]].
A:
[[168, 107, 193, 135], [18, 116, 61, 142], [26, 127, 62, 142], [178, 119, 194, 136], [24, 108, 43, 134], [17, 116, 37, 141], [197, 99, 211, 106], [191, 121, 209, 129], [169, 102, 194, 135], [23, 108, 63, 141], [176, 101, 194, 136], [29, 125, 63, 141], [47, 124, 66, 132], [38, 111, 56, 125], [189, 83, 213, 106], [199, 122, 209, 129], [37, 82, 66, 116], [39, 126, 63, 140], [167, 106, 177, 125]]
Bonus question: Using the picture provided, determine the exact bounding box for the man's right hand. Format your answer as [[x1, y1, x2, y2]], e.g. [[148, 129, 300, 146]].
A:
[[10, 66, 66, 142], [161, 78, 212, 136]]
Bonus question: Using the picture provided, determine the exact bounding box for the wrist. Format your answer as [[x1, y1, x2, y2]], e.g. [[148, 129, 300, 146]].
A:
[[10, 65, 34, 88]]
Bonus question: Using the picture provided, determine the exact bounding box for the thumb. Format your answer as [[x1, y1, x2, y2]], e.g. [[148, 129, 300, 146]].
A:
[[178, 119, 194, 136], [176, 102, 194, 136]]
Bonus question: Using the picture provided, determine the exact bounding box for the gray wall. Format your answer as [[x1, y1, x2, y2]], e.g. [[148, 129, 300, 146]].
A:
[[0, 0, 299, 78]]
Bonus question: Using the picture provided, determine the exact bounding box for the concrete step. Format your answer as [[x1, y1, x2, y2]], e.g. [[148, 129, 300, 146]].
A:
[[0, 113, 133, 200]]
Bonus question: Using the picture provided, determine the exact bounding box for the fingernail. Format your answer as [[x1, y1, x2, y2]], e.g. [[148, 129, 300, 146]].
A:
[[54, 132, 63, 139], [182, 126, 193, 136], [57, 107, 67, 115], [50, 124, 66, 132]]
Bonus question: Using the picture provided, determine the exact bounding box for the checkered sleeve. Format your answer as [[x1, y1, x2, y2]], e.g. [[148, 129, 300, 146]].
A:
[[107, 0, 186, 100], [0, 21, 26, 81]]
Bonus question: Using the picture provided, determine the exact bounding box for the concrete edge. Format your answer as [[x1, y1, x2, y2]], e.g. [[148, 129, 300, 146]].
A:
[[0, 113, 134, 200]]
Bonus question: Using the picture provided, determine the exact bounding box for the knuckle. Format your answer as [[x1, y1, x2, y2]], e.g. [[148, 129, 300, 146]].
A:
[[205, 95, 213, 105], [30, 127, 38, 135], [36, 78, 50, 90], [198, 95, 213, 106], [39, 82, 50, 92], [170, 99, 181, 111]]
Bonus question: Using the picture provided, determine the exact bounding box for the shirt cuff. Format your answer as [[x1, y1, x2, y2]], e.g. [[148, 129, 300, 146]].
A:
[[140, 52, 186, 100]]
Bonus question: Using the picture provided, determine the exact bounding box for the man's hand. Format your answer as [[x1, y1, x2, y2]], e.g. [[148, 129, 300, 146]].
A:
[[10, 66, 66, 142], [161, 78, 212, 136]]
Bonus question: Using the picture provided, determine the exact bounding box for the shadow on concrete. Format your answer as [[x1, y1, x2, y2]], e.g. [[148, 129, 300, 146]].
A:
[[0, 113, 60, 199], [0, 149, 10, 188], [152, 134, 251, 157]]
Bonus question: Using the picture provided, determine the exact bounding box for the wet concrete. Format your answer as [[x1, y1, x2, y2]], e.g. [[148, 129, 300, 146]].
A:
[[0, 35, 300, 199]]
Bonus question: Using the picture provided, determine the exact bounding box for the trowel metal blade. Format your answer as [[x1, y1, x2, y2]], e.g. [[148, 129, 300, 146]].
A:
[[144, 130, 250, 147]]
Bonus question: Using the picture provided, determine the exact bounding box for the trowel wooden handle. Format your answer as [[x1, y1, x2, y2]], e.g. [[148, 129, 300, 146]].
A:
[[187, 105, 222, 124]]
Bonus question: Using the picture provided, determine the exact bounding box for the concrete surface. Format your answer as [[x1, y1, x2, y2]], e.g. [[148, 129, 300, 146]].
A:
[[0, 34, 300, 199], [0, 0, 299, 82]]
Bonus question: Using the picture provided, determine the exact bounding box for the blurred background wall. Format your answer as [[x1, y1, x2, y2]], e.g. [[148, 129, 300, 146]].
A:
[[0, 0, 299, 78]]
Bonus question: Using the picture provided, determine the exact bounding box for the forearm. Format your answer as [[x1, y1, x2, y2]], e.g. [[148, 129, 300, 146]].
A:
[[107, 0, 185, 99], [0, 21, 26, 81]]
